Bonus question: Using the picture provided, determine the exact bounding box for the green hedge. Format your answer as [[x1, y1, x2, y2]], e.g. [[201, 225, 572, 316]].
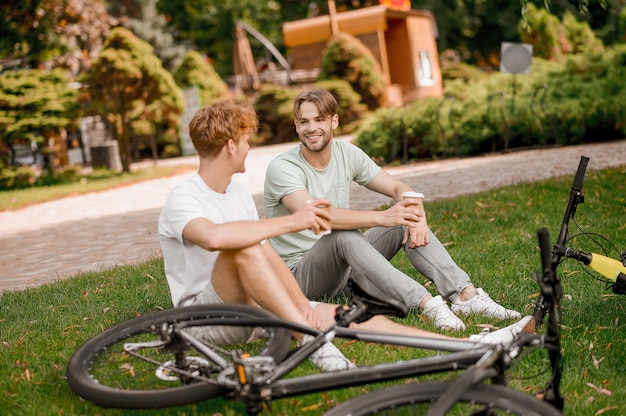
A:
[[356, 44, 626, 163]]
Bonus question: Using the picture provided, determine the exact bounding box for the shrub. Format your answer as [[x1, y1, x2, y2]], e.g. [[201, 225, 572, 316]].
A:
[[253, 85, 300, 145], [355, 45, 626, 164], [355, 98, 441, 163], [173, 50, 232, 106], [561, 11, 604, 55], [0, 163, 39, 190], [519, 3, 571, 60], [440, 60, 489, 83], [317, 32, 387, 111]]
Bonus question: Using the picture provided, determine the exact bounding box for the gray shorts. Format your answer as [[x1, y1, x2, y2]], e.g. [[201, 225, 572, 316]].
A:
[[189, 282, 320, 345]]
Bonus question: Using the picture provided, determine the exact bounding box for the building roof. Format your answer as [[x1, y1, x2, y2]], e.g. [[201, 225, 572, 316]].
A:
[[283, 5, 437, 48]]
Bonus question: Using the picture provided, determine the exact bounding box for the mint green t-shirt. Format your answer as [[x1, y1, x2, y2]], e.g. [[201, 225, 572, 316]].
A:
[[264, 140, 381, 268]]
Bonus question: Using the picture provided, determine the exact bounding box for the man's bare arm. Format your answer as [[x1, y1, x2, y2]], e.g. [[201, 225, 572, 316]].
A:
[[183, 197, 332, 251]]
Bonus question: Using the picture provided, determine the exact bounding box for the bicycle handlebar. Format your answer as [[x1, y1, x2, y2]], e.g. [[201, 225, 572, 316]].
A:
[[555, 156, 588, 249], [571, 155, 589, 191], [550, 155, 626, 294], [563, 248, 626, 293]]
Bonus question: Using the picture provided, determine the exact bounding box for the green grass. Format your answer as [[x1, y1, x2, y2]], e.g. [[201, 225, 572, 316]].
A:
[[1, 166, 625, 415], [0, 165, 194, 211]]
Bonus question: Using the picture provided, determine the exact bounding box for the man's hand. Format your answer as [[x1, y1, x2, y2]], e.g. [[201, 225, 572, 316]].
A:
[[292, 197, 333, 235], [403, 217, 430, 248], [379, 198, 425, 227], [394, 198, 430, 248]]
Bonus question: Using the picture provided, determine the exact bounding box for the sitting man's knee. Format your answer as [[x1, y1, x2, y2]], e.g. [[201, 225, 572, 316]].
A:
[[333, 229, 364, 243]]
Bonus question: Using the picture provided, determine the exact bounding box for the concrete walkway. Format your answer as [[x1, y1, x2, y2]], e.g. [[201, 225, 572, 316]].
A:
[[1, 139, 625, 293]]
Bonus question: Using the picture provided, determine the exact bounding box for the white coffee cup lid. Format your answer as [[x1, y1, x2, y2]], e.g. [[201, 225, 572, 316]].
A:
[[402, 191, 424, 199]]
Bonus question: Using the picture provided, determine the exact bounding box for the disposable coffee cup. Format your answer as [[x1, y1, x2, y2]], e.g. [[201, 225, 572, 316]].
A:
[[402, 191, 424, 221], [317, 203, 332, 235], [402, 191, 424, 200]]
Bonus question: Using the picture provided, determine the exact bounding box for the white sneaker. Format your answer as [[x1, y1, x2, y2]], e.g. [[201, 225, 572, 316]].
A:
[[469, 315, 535, 345], [451, 288, 522, 320], [304, 335, 355, 372], [422, 295, 466, 331]]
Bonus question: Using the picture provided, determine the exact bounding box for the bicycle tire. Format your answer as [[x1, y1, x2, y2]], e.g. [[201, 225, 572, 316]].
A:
[[67, 304, 291, 409], [323, 382, 562, 416]]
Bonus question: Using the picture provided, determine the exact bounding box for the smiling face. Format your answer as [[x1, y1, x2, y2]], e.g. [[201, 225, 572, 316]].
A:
[[294, 101, 339, 154]]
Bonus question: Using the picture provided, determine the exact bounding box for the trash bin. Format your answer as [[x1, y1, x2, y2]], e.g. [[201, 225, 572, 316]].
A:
[[90, 141, 122, 171]]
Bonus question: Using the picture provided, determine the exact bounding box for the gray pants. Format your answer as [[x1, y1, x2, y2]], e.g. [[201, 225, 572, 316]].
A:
[[291, 226, 472, 310]]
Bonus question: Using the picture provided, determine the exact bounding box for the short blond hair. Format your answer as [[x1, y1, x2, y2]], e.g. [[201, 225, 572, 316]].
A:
[[188, 101, 258, 157]]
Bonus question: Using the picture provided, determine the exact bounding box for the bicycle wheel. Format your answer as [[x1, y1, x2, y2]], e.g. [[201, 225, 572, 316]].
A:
[[323, 382, 562, 416], [67, 304, 291, 409]]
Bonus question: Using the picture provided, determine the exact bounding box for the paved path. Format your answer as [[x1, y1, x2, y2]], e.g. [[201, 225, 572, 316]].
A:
[[1, 139, 625, 293]]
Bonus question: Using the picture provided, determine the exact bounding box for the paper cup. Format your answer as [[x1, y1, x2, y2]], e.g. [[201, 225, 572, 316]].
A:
[[402, 191, 424, 221], [317, 204, 332, 235]]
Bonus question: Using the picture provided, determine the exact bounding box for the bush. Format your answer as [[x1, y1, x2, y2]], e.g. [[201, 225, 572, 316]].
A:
[[561, 11, 604, 55], [173, 50, 232, 106], [519, 3, 571, 60], [0, 163, 39, 190], [355, 98, 441, 163], [355, 45, 626, 164], [317, 32, 387, 111], [253, 85, 300, 145]]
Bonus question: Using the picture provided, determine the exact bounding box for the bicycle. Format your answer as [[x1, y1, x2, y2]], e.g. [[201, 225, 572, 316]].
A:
[[65, 266, 557, 415], [66, 155, 622, 415]]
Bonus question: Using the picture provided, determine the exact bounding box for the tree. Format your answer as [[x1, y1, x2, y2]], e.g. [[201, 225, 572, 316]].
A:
[[0, 0, 112, 74], [156, 0, 351, 76], [111, 0, 190, 71], [0, 68, 80, 165], [518, 3, 604, 60], [410, 0, 617, 67], [157, 0, 279, 75], [172, 50, 231, 106], [80, 27, 184, 172]]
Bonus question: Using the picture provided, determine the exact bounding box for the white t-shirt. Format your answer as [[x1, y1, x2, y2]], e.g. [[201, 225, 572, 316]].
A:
[[264, 140, 381, 268], [158, 173, 258, 306]]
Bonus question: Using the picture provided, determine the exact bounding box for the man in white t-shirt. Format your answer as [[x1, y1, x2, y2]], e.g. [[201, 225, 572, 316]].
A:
[[159, 102, 534, 372], [159, 101, 359, 371], [264, 88, 523, 331]]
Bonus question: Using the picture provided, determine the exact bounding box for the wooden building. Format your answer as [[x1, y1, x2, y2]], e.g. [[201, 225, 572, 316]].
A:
[[282, 5, 443, 105]]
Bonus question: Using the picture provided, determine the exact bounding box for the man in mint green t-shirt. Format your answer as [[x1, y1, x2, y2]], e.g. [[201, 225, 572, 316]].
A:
[[264, 88, 522, 331]]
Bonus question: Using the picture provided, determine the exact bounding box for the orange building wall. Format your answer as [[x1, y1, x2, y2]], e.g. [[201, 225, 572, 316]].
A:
[[283, 5, 443, 104]]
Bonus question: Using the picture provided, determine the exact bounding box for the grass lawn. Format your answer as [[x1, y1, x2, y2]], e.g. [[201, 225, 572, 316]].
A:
[[1, 165, 625, 415]]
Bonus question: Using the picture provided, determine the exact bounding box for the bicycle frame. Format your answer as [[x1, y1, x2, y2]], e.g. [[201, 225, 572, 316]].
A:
[[126, 303, 496, 414]]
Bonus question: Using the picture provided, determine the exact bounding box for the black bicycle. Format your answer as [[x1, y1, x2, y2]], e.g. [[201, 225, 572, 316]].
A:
[[66, 156, 623, 415], [65, 262, 557, 415]]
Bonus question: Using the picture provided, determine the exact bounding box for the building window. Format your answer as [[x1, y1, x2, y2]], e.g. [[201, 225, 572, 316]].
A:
[[417, 51, 435, 86]]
